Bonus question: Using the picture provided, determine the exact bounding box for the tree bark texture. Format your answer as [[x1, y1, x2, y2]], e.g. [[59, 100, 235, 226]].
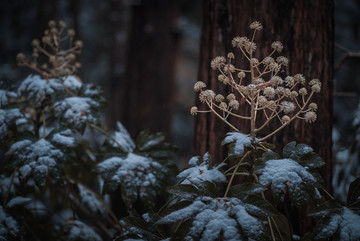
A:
[[195, 0, 333, 191], [116, 0, 178, 137]]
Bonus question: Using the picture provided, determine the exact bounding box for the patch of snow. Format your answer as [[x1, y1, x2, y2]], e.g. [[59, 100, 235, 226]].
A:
[[77, 184, 107, 217], [223, 132, 253, 156], [112, 122, 135, 151], [18, 75, 64, 103], [54, 96, 98, 125], [52, 130, 76, 147], [0, 90, 16, 107], [258, 158, 316, 198], [339, 208, 360, 241], [178, 156, 226, 185], [65, 220, 102, 241], [0, 205, 19, 239], [63, 75, 82, 90], [6, 196, 32, 208]]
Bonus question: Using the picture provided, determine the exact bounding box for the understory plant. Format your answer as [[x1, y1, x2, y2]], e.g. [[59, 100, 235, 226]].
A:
[[0, 20, 177, 240], [116, 22, 360, 241]]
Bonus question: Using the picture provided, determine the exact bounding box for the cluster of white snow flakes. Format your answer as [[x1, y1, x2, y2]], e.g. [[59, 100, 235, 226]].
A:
[[51, 129, 77, 147], [258, 158, 317, 200], [18, 75, 64, 102], [222, 132, 253, 156], [0, 108, 24, 140], [63, 75, 82, 90], [0, 205, 18, 240], [7, 139, 64, 182], [54, 96, 99, 125], [97, 153, 163, 198], [178, 154, 227, 185], [158, 197, 265, 241], [65, 220, 102, 241]]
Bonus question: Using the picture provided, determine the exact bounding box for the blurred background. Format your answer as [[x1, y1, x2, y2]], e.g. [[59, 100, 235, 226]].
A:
[[1, 0, 360, 200]]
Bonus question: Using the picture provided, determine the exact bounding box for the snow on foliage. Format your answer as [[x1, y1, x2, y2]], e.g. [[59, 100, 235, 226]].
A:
[[0, 90, 16, 107], [177, 153, 227, 185], [77, 184, 107, 217], [0, 205, 19, 240], [51, 129, 77, 147], [222, 132, 253, 157], [158, 197, 266, 241], [0, 174, 19, 199], [6, 138, 64, 185], [112, 121, 135, 151], [64, 220, 102, 241], [18, 75, 64, 103], [63, 75, 82, 90], [97, 153, 166, 207], [54, 96, 99, 125], [0, 108, 24, 140], [257, 158, 317, 205]]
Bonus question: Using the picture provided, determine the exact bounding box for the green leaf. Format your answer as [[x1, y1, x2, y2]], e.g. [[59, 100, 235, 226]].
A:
[[272, 214, 292, 240], [312, 215, 342, 240], [262, 150, 280, 161], [283, 141, 313, 161], [120, 216, 163, 241], [167, 184, 202, 200], [347, 177, 360, 206], [228, 183, 266, 199], [299, 152, 325, 169], [309, 200, 343, 217], [136, 131, 166, 151], [171, 219, 193, 241], [159, 200, 193, 218], [244, 195, 279, 217]]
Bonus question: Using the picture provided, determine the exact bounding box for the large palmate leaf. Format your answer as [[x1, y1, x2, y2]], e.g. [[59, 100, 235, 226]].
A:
[[158, 196, 269, 241], [222, 132, 253, 157], [310, 201, 360, 241]]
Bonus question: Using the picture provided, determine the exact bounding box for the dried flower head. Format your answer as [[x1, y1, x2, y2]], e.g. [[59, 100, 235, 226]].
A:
[[258, 96, 268, 107], [219, 102, 228, 110], [294, 74, 306, 85], [299, 88, 308, 96], [281, 101, 296, 114], [218, 75, 226, 82], [282, 115, 291, 124], [215, 94, 225, 102], [263, 87, 275, 99], [190, 106, 198, 115], [309, 79, 321, 86], [271, 76, 283, 86], [276, 56, 288, 66], [250, 58, 259, 66], [238, 72, 246, 79], [194, 81, 206, 92], [263, 56, 274, 66], [199, 90, 216, 103], [229, 100, 239, 110], [254, 78, 264, 85], [285, 76, 295, 87], [309, 103, 318, 111], [311, 84, 321, 93], [290, 91, 299, 99], [245, 42, 257, 54], [271, 41, 283, 52], [227, 93, 236, 101], [232, 36, 249, 48], [227, 52, 235, 59], [210, 56, 226, 69], [250, 21, 263, 30], [305, 111, 317, 123]]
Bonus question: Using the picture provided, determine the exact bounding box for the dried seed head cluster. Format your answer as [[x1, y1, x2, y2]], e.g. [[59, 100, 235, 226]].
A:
[[16, 20, 83, 79], [191, 21, 321, 141]]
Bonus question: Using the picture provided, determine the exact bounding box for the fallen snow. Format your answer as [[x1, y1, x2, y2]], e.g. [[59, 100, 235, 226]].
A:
[[112, 122, 135, 151], [77, 184, 107, 217], [0, 205, 19, 239], [223, 132, 253, 156], [65, 220, 102, 241], [63, 75, 82, 90]]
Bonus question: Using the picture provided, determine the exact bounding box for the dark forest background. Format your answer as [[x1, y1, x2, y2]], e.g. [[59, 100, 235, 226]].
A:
[[1, 0, 360, 197]]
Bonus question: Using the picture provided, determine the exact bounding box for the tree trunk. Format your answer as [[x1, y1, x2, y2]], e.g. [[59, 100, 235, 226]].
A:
[[194, 0, 333, 233], [116, 0, 178, 137]]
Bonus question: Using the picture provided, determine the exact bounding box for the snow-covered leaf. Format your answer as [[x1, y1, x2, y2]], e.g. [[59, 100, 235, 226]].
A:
[[53, 96, 100, 127], [77, 184, 107, 217], [136, 130, 166, 152], [228, 183, 266, 199], [119, 216, 163, 241], [6, 138, 65, 185], [177, 153, 227, 185], [0, 90, 16, 108], [0, 108, 25, 141], [0, 205, 19, 240], [50, 129, 79, 147], [97, 153, 169, 208], [6, 196, 32, 208], [256, 158, 318, 207], [158, 197, 267, 241], [310, 203, 360, 241], [63, 75, 82, 90], [222, 131, 253, 157], [64, 220, 102, 241], [283, 141, 313, 161], [112, 122, 135, 152], [18, 75, 64, 104]]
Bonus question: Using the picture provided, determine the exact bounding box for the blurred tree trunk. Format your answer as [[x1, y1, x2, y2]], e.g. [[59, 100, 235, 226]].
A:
[[194, 0, 333, 233], [113, 0, 178, 137]]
